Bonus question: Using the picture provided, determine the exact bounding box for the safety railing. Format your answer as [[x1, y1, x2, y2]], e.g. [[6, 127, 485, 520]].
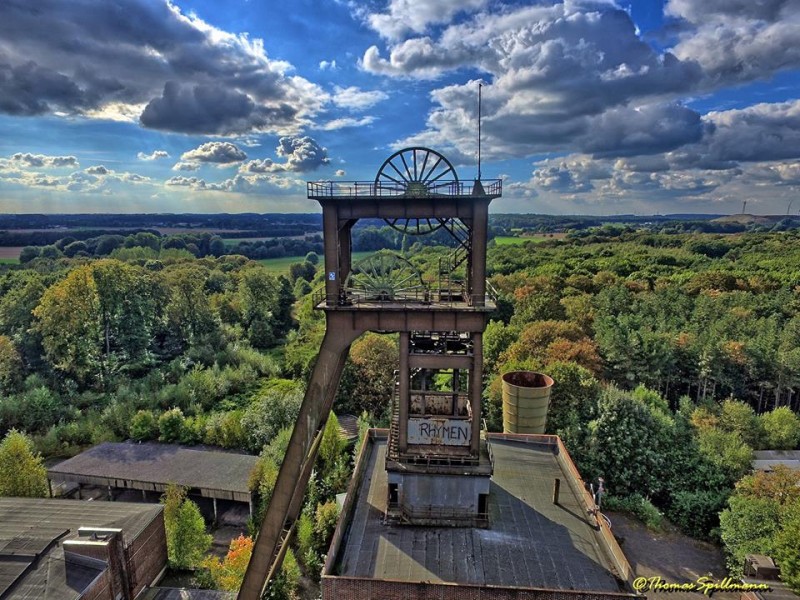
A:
[[311, 284, 498, 309], [307, 179, 502, 199]]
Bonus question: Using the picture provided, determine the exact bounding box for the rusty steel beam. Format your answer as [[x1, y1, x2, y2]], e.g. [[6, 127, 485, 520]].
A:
[[237, 321, 362, 600]]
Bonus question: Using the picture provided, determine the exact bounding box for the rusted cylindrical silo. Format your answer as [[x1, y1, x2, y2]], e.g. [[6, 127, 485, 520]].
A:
[[501, 371, 554, 434]]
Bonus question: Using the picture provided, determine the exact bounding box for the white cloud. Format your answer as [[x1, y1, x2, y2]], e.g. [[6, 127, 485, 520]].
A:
[[181, 142, 247, 165], [319, 59, 338, 71], [319, 116, 376, 131], [8, 152, 79, 168], [666, 0, 800, 85], [332, 86, 388, 111], [137, 150, 170, 161], [172, 161, 201, 172], [365, 0, 490, 41], [364, 2, 703, 159]]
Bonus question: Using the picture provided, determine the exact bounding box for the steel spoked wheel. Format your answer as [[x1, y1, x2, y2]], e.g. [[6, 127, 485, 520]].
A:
[[375, 147, 458, 195], [346, 252, 427, 302], [384, 216, 447, 235], [375, 147, 458, 235]]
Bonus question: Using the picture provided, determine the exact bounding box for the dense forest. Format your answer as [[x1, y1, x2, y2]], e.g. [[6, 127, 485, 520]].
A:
[[1, 224, 800, 594]]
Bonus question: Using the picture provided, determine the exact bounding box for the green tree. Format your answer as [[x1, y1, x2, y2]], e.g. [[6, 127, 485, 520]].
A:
[[0, 430, 48, 497], [544, 361, 601, 440], [0, 336, 23, 394], [720, 495, 780, 573], [33, 261, 162, 385], [582, 387, 662, 498], [238, 267, 282, 349], [241, 385, 302, 453], [18, 246, 40, 263], [697, 428, 753, 482], [162, 484, 212, 569], [773, 500, 800, 593], [318, 413, 346, 474], [335, 333, 398, 417], [718, 399, 761, 448], [760, 407, 800, 450]]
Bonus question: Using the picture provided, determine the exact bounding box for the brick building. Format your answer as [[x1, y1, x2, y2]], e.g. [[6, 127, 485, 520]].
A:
[[0, 497, 166, 599]]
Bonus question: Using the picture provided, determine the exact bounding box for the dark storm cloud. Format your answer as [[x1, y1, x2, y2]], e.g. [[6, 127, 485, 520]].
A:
[[369, 1, 704, 159], [0, 0, 325, 134], [140, 82, 299, 135], [580, 103, 705, 157]]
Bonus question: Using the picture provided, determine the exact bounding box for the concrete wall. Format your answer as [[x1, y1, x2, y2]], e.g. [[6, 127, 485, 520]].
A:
[[388, 471, 489, 520]]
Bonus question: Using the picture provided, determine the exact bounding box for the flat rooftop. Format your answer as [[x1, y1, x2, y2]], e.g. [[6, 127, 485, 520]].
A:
[[0, 497, 161, 599], [329, 433, 630, 594], [752, 450, 800, 471], [48, 442, 257, 502]]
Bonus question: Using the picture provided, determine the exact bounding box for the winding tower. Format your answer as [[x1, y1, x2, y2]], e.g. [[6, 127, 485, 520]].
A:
[[238, 148, 502, 600]]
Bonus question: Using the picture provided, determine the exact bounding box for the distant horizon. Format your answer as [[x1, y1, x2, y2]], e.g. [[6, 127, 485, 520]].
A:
[[0, 211, 795, 219]]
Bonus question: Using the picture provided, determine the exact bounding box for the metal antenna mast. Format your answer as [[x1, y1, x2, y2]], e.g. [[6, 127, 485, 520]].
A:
[[477, 81, 482, 181]]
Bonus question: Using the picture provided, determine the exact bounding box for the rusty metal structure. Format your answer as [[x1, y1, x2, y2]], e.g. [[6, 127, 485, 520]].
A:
[[237, 147, 501, 600]]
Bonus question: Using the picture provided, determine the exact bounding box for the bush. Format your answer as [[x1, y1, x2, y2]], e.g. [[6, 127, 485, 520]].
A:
[[0, 429, 48, 497], [604, 494, 663, 531], [158, 408, 187, 443], [315, 501, 340, 553], [666, 489, 729, 540], [130, 410, 158, 441]]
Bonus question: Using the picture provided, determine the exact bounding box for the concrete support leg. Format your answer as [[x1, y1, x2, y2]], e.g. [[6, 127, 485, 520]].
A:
[[108, 486, 114, 501], [142, 490, 147, 501], [77, 484, 82, 500], [213, 498, 218, 525], [47, 478, 53, 498]]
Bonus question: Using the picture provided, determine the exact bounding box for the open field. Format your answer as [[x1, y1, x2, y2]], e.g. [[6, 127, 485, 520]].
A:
[[257, 250, 373, 275], [494, 234, 567, 245], [0, 247, 23, 262], [222, 234, 318, 246]]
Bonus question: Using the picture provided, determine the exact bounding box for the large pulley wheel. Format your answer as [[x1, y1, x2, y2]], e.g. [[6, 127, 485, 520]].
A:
[[375, 147, 458, 235], [346, 252, 426, 301]]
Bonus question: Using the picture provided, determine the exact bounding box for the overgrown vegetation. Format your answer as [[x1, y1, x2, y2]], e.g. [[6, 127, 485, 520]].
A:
[[1, 224, 800, 592]]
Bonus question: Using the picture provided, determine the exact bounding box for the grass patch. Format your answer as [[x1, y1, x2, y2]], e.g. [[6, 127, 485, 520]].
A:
[[257, 251, 374, 275], [0, 258, 18, 265], [494, 235, 566, 245], [222, 237, 270, 247]]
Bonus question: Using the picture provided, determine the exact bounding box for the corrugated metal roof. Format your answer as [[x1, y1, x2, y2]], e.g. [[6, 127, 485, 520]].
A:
[[48, 442, 258, 498]]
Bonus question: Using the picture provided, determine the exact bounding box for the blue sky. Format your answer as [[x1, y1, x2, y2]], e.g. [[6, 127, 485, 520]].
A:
[[0, 0, 799, 215]]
